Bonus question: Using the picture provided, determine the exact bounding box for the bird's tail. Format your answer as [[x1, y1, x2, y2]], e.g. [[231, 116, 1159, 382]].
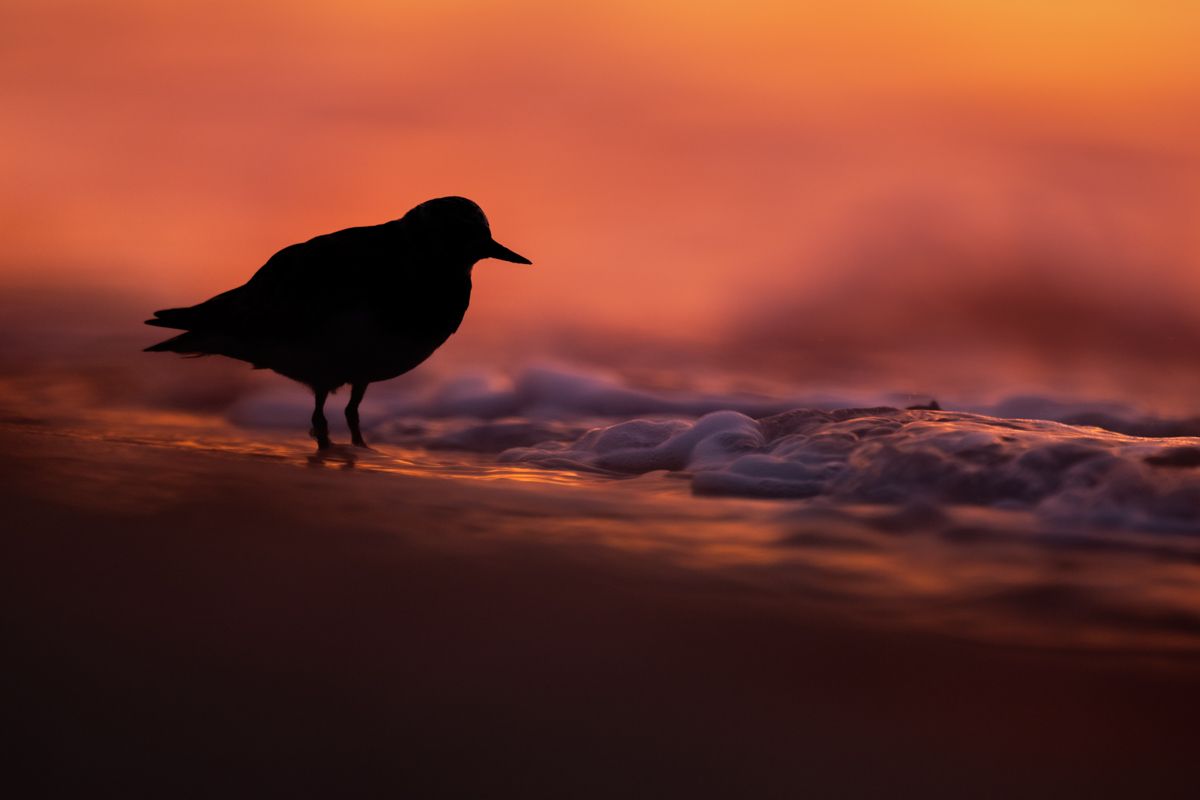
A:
[[144, 307, 198, 330], [143, 330, 209, 355]]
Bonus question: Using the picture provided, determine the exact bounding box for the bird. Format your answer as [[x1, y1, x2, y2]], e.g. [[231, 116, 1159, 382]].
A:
[[144, 196, 531, 449]]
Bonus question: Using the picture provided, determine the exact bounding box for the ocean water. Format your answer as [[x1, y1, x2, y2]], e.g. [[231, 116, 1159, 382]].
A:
[[8, 347, 1200, 657]]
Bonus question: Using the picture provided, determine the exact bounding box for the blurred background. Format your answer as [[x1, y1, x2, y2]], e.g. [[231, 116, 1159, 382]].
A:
[[2, 0, 1199, 410]]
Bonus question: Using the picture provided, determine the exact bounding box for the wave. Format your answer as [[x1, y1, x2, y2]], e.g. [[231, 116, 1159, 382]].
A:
[[498, 405, 1200, 532]]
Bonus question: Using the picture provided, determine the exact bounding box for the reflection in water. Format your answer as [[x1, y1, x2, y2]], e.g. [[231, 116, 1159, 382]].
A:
[[303, 440, 595, 486], [11, 400, 1200, 657]]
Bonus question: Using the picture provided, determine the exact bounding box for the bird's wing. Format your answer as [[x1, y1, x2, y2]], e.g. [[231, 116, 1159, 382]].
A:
[[237, 223, 399, 332], [146, 222, 400, 334], [144, 284, 253, 331]]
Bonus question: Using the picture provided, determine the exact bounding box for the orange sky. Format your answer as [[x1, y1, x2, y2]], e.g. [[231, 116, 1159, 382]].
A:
[[2, 0, 1199, 353]]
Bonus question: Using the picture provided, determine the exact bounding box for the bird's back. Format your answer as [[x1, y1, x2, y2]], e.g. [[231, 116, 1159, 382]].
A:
[[149, 222, 395, 330]]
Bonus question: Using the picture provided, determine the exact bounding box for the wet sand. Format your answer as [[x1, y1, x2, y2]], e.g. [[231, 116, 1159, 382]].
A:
[[4, 419, 1200, 798]]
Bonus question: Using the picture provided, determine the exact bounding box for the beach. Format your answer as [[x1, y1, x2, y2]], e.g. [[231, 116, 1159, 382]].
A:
[[4, 393, 1200, 797]]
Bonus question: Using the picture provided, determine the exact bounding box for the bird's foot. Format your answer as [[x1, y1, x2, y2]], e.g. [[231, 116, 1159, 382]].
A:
[[310, 427, 333, 450], [351, 435, 370, 449], [306, 444, 359, 470]]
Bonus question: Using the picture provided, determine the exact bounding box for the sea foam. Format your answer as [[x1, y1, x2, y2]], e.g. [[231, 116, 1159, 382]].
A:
[[216, 362, 1200, 531], [500, 407, 1200, 531]]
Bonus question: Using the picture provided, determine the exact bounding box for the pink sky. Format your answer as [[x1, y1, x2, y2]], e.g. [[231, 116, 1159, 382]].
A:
[[3, 1, 1198, 391]]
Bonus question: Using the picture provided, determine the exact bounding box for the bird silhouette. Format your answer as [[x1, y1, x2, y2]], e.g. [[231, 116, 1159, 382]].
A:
[[145, 196, 531, 449]]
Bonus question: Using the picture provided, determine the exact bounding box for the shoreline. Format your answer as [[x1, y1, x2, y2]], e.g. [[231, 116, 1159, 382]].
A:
[[4, 422, 1200, 796]]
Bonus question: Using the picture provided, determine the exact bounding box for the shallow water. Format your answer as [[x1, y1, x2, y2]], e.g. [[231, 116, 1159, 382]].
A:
[[9, 364, 1200, 658]]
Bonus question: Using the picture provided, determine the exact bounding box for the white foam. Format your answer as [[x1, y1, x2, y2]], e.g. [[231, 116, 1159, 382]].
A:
[[501, 408, 1200, 531], [213, 363, 1200, 531]]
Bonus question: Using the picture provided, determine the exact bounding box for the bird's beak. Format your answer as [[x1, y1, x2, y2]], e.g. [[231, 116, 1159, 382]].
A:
[[486, 239, 532, 265]]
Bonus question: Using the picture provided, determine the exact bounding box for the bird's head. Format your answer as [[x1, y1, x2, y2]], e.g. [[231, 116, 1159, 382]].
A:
[[403, 196, 531, 267]]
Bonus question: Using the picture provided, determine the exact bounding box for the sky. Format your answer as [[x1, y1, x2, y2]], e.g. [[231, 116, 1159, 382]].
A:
[[2, 0, 1199, 402]]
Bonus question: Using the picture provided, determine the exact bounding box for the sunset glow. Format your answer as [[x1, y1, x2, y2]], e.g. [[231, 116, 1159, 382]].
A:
[[4, 2, 1198, 340], [7, 4, 1200, 793]]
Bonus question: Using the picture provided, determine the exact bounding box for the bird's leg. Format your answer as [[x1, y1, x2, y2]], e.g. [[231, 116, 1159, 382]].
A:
[[310, 388, 331, 450], [346, 382, 369, 447]]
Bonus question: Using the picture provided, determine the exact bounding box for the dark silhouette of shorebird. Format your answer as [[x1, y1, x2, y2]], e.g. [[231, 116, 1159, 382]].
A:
[[145, 196, 531, 449]]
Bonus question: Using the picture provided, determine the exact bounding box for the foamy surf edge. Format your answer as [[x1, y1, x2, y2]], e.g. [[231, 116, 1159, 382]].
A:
[[499, 407, 1200, 532]]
